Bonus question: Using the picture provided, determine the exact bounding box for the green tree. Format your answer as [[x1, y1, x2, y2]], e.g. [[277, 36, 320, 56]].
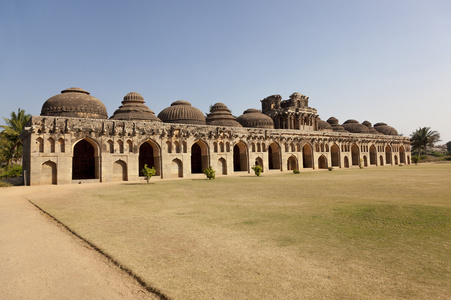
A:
[[251, 165, 262, 176], [204, 166, 215, 180], [0, 109, 31, 165], [446, 141, 451, 153], [141, 164, 156, 184], [410, 127, 440, 157]]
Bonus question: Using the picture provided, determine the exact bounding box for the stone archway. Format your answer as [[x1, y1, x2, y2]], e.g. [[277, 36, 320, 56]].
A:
[[72, 139, 97, 180], [191, 140, 208, 174], [41, 161, 57, 185], [331, 144, 340, 167], [380, 155, 384, 166], [268, 142, 280, 170], [113, 160, 127, 181], [287, 156, 298, 170], [370, 145, 377, 165], [233, 141, 248, 172], [218, 157, 227, 175], [139, 140, 161, 176], [399, 146, 406, 164], [171, 158, 183, 178], [302, 144, 313, 168], [318, 155, 327, 169], [385, 146, 392, 165], [351, 144, 359, 166], [344, 156, 349, 168]]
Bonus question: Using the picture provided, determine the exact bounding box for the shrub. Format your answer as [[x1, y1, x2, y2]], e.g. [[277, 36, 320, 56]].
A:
[[328, 167, 333, 171], [251, 165, 262, 176], [359, 158, 364, 169], [292, 169, 300, 174], [0, 164, 22, 179], [204, 166, 215, 180], [0, 180, 12, 187], [142, 164, 156, 184], [411, 156, 420, 165]]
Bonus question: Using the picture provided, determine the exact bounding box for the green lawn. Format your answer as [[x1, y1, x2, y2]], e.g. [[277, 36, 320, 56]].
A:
[[29, 163, 451, 299]]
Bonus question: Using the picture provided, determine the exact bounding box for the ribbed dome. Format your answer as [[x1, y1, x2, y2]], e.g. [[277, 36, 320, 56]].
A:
[[342, 119, 370, 133], [158, 100, 206, 125], [374, 123, 398, 136], [362, 120, 382, 134], [206, 102, 242, 127], [317, 119, 333, 131], [236, 109, 274, 129], [110, 92, 161, 122], [41, 87, 108, 119], [326, 117, 348, 133]]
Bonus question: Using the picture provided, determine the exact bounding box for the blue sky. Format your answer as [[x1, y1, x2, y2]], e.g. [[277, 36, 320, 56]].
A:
[[1, 0, 450, 143]]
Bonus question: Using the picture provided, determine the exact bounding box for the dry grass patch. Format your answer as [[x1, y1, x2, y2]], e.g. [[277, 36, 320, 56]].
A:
[[29, 163, 451, 299]]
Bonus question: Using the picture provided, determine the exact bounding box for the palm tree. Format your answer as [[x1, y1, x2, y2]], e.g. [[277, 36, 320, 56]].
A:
[[0, 108, 31, 164], [410, 127, 440, 157]]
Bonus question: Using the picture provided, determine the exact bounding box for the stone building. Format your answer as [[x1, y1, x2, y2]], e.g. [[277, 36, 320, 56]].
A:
[[20, 88, 411, 185]]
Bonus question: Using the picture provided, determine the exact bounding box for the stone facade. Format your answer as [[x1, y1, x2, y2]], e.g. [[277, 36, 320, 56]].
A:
[[20, 89, 411, 185]]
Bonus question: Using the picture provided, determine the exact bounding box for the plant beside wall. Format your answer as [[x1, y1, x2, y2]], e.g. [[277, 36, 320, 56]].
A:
[[251, 165, 262, 176], [328, 167, 333, 171], [141, 164, 156, 184], [204, 166, 215, 180], [293, 169, 300, 174]]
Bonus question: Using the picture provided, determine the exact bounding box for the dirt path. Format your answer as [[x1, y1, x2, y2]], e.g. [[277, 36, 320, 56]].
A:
[[0, 184, 161, 300]]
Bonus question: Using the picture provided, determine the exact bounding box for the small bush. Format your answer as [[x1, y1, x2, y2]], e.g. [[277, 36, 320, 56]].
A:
[[251, 165, 262, 176], [142, 164, 156, 184], [0, 164, 22, 179], [359, 158, 364, 169], [204, 166, 215, 180], [292, 169, 300, 174], [328, 167, 333, 171], [411, 156, 420, 165]]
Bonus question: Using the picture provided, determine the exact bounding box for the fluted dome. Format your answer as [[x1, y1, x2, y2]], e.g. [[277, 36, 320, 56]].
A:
[[236, 109, 274, 129], [342, 119, 370, 133], [373, 122, 398, 136], [317, 119, 333, 131], [110, 92, 161, 122], [362, 120, 382, 134], [158, 100, 206, 125], [41, 87, 108, 119], [206, 103, 242, 127], [326, 117, 348, 133]]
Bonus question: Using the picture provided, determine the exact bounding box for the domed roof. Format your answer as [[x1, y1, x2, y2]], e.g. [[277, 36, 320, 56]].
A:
[[373, 122, 399, 135], [362, 120, 383, 134], [206, 103, 242, 127], [326, 117, 348, 133], [110, 92, 161, 122], [41, 87, 108, 119], [342, 119, 370, 133], [236, 109, 274, 129], [317, 119, 333, 131], [158, 100, 206, 125]]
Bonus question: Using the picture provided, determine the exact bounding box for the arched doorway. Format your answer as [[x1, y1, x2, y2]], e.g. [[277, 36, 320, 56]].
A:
[[171, 159, 183, 178], [385, 146, 392, 165], [399, 146, 406, 164], [363, 155, 368, 167], [318, 155, 327, 169], [218, 158, 227, 175], [191, 140, 208, 174], [268, 142, 280, 170], [302, 144, 313, 168], [233, 141, 248, 172], [113, 160, 127, 181], [394, 155, 398, 165], [331, 144, 340, 167], [287, 156, 298, 170], [370, 145, 377, 165], [351, 144, 359, 166], [72, 139, 97, 180], [41, 161, 57, 184], [380, 155, 384, 166], [344, 156, 349, 168], [139, 140, 160, 176]]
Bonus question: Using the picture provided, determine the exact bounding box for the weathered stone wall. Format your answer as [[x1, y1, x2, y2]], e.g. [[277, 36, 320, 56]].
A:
[[20, 116, 411, 185]]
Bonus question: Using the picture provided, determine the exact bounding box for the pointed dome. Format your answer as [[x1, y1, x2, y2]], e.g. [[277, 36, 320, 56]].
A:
[[41, 87, 108, 119], [236, 109, 274, 129], [206, 103, 242, 127], [342, 119, 370, 133], [158, 101, 206, 125], [374, 122, 399, 135], [326, 117, 348, 133], [317, 119, 333, 131], [110, 92, 161, 121]]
